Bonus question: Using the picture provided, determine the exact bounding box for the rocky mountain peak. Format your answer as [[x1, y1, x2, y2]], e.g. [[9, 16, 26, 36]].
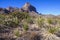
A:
[[0, 2, 38, 14], [23, 2, 30, 7], [22, 2, 37, 12]]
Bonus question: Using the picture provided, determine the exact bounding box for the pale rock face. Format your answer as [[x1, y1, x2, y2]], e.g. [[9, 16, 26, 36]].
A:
[[22, 2, 37, 12], [6, 7, 15, 12], [0, 8, 9, 14], [0, 2, 38, 14], [22, 2, 30, 11]]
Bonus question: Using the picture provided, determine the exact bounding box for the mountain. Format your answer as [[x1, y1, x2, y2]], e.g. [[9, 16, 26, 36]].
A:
[[0, 8, 9, 14], [0, 2, 60, 40], [21, 2, 37, 12], [6, 7, 19, 12], [0, 2, 38, 14]]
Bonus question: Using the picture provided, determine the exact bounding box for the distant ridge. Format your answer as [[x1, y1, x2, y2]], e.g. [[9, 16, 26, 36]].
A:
[[0, 2, 38, 14]]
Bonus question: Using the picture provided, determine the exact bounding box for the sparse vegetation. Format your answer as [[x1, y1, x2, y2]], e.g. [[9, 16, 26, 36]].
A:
[[47, 18, 53, 24], [0, 12, 30, 27], [13, 29, 20, 37], [36, 17, 44, 27], [48, 27, 59, 34], [11, 12, 30, 20], [23, 22, 28, 31], [0, 3, 60, 40]]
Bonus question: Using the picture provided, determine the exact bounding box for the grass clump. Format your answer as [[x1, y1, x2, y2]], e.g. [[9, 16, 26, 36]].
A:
[[0, 12, 30, 27], [13, 29, 20, 37], [25, 17, 34, 24], [47, 18, 53, 24], [11, 12, 30, 20], [36, 17, 44, 27], [12, 17, 19, 26], [4, 17, 19, 27], [23, 22, 28, 31], [48, 27, 59, 34]]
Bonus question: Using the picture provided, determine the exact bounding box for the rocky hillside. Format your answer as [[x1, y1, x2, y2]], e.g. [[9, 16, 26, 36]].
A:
[[0, 2, 60, 40]]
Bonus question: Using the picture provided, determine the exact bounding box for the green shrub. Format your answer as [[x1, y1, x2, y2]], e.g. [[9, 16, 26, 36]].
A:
[[37, 17, 44, 27], [0, 14, 5, 24], [13, 29, 20, 37], [12, 17, 19, 25], [0, 14, 5, 19], [23, 22, 28, 31], [48, 27, 59, 34], [11, 12, 30, 20], [4, 17, 19, 27], [26, 17, 33, 24], [47, 18, 53, 24]]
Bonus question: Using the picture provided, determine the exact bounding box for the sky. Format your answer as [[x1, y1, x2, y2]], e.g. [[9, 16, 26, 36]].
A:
[[0, 0, 60, 15]]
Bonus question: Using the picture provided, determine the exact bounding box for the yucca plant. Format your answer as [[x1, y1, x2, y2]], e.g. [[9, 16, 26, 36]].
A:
[[11, 12, 29, 20], [36, 17, 44, 27], [4, 17, 19, 27], [40, 28, 60, 40], [23, 22, 28, 31], [0, 14, 5, 24], [47, 18, 53, 24], [12, 17, 19, 25], [13, 29, 20, 37], [48, 27, 59, 34]]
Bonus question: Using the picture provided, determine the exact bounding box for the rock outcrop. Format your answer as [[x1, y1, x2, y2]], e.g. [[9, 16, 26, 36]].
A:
[[21, 2, 37, 12], [6, 7, 19, 12], [0, 8, 9, 14], [0, 2, 38, 14]]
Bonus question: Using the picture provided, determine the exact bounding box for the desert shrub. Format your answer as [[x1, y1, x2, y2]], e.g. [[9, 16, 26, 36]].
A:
[[47, 18, 53, 24], [23, 22, 28, 31], [48, 27, 59, 34], [12, 17, 19, 25], [0, 14, 5, 19], [57, 19, 60, 25], [4, 17, 19, 27], [11, 12, 30, 20], [13, 29, 20, 37], [36, 17, 44, 27], [0, 14, 5, 24], [0, 13, 19, 27], [25, 17, 34, 24]]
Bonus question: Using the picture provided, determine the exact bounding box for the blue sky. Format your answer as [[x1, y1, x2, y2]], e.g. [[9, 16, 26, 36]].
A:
[[0, 0, 60, 15]]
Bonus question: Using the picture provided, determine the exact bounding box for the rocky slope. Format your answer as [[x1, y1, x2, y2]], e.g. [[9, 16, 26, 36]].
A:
[[0, 2, 60, 40]]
